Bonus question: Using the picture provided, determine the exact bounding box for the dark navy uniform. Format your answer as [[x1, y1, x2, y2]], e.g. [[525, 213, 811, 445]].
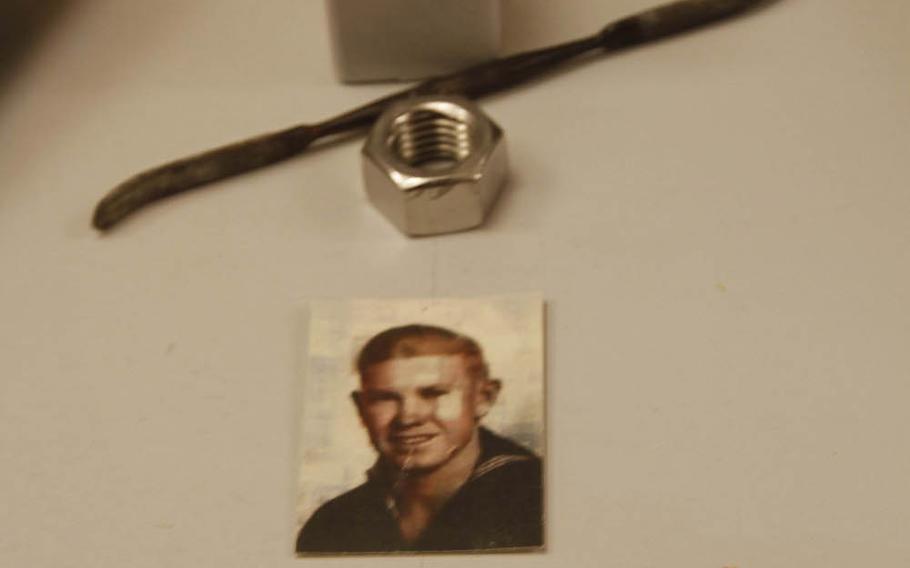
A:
[[296, 428, 543, 553]]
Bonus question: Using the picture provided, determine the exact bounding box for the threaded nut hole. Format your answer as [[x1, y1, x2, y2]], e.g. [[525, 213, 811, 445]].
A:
[[389, 109, 474, 172]]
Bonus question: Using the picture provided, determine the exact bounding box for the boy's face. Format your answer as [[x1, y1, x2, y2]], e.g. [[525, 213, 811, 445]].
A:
[[354, 353, 495, 472]]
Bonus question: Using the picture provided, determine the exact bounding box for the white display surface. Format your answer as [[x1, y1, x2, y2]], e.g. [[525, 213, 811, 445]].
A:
[[2, 0, 910, 566]]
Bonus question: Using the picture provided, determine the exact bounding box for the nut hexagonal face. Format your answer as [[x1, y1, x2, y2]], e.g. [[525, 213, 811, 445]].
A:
[[361, 96, 508, 236]]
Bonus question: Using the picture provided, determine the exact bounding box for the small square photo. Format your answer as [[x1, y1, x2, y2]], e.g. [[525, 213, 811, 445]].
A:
[[295, 295, 545, 555]]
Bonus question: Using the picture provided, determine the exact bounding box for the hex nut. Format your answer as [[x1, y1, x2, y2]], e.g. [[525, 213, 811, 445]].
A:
[[361, 96, 508, 236]]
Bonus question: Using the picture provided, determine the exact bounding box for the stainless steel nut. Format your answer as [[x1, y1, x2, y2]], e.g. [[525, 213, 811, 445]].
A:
[[361, 96, 508, 236]]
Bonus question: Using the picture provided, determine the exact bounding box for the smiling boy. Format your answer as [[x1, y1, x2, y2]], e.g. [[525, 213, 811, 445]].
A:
[[296, 324, 543, 553]]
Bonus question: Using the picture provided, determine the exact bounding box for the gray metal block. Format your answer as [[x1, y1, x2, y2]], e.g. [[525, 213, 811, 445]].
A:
[[326, 0, 501, 83]]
